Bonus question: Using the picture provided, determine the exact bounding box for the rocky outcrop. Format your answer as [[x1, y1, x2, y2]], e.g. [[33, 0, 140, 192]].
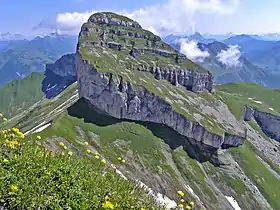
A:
[[76, 53, 245, 149], [42, 54, 77, 98], [244, 106, 280, 142], [78, 12, 215, 93]]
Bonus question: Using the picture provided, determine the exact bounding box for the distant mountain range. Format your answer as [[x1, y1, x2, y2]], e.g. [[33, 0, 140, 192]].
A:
[[165, 33, 280, 87], [0, 33, 77, 85], [0, 32, 26, 41], [1, 31, 280, 87]]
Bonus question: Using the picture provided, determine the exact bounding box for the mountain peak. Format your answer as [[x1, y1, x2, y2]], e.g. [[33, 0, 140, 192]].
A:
[[88, 12, 142, 29], [226, 34, 256, 42], [189, 32, 204, 39]]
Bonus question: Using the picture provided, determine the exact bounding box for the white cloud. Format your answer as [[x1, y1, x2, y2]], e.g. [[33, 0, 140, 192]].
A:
[[216, 45, 242, 67], [34, 0, 240, 35], [176, 38, 209, 62]]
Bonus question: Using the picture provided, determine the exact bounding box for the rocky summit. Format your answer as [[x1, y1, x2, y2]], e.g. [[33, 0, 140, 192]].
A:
[[76, 12, 246, 150]]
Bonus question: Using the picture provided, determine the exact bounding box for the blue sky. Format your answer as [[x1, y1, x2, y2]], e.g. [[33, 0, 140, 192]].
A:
[[1, 0, 280, 35]]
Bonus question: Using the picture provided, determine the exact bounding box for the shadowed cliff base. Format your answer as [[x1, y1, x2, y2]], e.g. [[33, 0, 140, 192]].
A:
[[67, 98, 232, 166]]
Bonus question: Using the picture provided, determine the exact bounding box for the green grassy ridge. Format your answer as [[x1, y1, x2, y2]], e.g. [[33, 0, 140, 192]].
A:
[[217, 82, 280, 119], [21, 96, 213, 208], [0, 135, 160, 209], [230, 141, 280, 210], [39, 112, 179, 183], [0, 72, 45, 118], [203, 160, 263, 209], [172, 147, 219, 208]]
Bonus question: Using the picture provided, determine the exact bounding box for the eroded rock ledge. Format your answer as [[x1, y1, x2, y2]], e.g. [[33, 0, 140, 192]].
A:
[[76, 53, 245, 149], [244, 106, 280, 142]]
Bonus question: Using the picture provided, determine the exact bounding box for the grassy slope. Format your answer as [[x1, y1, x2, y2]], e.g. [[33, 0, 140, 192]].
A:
[[230, 141, 280, 210], [217, 82, 280, 119], [0, 126, 160, 209], [0, 72, 45, 118], [1, 78, 280, 209]]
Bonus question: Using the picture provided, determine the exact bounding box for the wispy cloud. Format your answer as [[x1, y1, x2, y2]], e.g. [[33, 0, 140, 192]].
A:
[[216, 45, 242, 67], [176, 38, 209, 62], [34, 0, 241, 35]]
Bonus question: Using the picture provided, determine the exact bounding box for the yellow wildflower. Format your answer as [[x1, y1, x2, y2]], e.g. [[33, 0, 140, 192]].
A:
[[0, 112, 3, 117], [94, 151, 99, 156], [3, 158, 9, 163], [36, 135, 42, 140], [84, 141, 89, 146], [86, 149, 91, 154], [11, 128, 19, 133], [121, 159, 126, 163], [178, 204, 184, 209], [59, 142, 65, 147], [9, 185, 18, 192], [68, 151, 73, 156], [7, 140, 19, 149], [101, 159, 106, 164], [110, 164, 114, 168], [117, 157, 122, 161], [102, 200, 114, 209], [177, 190, 184, 197], [105, 195, 110, 201], [63, 146, 68, 150], [189, 201, 195, 207], [61, 152, 65, 156], [140, 208, 146, 210], [3, 118, 7, 122], [18, 132, 25, 139], [180, 199, 185, 203], [95, 155, 100, 159], [185, 205, 191, 210]]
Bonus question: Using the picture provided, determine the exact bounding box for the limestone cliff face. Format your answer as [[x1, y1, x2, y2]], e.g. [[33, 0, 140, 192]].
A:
[[42, 54, 77, 98], [244, 106, 280, 142], [76, 12, 246, 149], [76, 53, 245, 149]]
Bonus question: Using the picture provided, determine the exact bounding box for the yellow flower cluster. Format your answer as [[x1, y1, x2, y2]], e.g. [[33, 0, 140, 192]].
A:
[[176, 190, 195, 209], [102, 192, 115, 209], [1, 126, 25, 151], [117, 157, 126, 164]]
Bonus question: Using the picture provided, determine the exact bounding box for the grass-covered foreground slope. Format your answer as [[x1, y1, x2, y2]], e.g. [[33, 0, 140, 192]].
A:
[[0, 72, 45, 118], [0, 121, 161, 209]]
